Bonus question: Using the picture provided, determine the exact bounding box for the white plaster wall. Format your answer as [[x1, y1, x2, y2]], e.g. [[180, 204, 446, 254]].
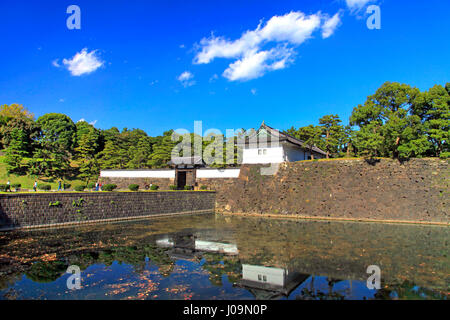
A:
[[284, 144, 307, 162], [197, 169, 241, 178], [100, 170, 175, 178], [242, 147, 285, 164]]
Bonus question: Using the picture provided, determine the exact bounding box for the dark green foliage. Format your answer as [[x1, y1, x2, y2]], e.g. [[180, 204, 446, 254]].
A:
[[74, 185, 85, 192], [184, 185, 193, 191], [63, 183, 71, 190], [200, 185, 208, 190], [150, 184, 159, 190], [0, 184, 7, 192], [169, 185, 178, 190], [102, 184, 117, 192], [4, 128, 28, 174], [87, 182, 96, 189], [38, 184, 51, 191], [128, 184, 139, 191], [11, 183, 21, 190]]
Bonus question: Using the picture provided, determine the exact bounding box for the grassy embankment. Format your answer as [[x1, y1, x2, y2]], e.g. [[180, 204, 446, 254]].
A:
[[0, 155, 86, 192]]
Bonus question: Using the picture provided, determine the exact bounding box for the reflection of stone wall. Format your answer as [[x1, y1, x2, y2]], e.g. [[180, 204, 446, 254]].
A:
[[0, 191, 215, 230], [200, 159, 449, 224], [224, 215, 450, 290], [100, 177, 174, 190]]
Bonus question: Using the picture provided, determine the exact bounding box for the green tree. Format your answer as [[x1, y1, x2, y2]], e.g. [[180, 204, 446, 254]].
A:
[[4, 129, 28, 174], [413, 84, 449, 157], [350, 82, 426, 159], [319, 114, 345, 158], [74, 121, 102, 181], [0, 104, 38, 153], [286, 125, 324, 159], [147, 130, 177, 168], [31, 113, 76, 179]]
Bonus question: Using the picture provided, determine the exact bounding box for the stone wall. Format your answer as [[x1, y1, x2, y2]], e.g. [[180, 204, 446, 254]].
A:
[[0, 191, 216, 231], [199, 158, 449, 224]]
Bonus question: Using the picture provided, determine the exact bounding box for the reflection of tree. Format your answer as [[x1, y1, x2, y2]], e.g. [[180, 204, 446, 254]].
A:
[[201, 253, 242, 287], [25, 261, 68, 283]]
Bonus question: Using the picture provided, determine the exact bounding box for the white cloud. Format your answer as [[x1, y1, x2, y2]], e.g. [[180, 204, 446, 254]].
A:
[[62, 48, 104, 76], [177, 71, 196, 87], [223, 46, 294, 81], [194, 11, 341, 81], [345, 0, 374, 11], [52, 59, 61, 68], [322, 12, 342, 39], [251, 88, 257, 95]]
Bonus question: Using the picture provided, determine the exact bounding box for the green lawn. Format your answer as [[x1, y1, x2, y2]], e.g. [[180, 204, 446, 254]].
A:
[[0, 156, 87, 191]]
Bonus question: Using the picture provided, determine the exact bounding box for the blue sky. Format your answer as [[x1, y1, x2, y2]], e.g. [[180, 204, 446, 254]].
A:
[[0, 0, 449, 136]]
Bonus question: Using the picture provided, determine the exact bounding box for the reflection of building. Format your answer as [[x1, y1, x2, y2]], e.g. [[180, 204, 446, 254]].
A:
[[156, 232, 239, 261], [235, 264, 309, 300]]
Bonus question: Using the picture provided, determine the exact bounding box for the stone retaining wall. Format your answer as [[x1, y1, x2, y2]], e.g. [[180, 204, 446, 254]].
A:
[[199, 158, 449, 224], [0, 191, 216, 231]]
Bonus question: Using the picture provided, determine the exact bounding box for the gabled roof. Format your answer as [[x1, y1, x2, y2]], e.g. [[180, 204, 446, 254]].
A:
[[240, 121, 327, 156]]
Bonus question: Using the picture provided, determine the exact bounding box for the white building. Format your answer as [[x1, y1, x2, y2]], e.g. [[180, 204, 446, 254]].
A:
[[241, 122, 327, 164]]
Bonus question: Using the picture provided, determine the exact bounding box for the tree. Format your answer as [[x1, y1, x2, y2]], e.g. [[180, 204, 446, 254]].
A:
[[4, 129, 28, 174], [0, 104, 38, 153], [319, 115, 345, 158], [350, 82, 426, 159], [31, 113, 76, 179], [412, 84, 449, 157], [74, 121, 102, 182], [286, 125, 323, 159], [147, 130, 177, 168]]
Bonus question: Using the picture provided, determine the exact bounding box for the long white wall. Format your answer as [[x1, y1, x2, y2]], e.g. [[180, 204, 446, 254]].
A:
[[100, 169, 241, 179], [100, 170, 175, 178]]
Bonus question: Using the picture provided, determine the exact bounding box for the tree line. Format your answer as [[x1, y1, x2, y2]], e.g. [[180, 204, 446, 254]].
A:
[[1, 81, 448, 182]]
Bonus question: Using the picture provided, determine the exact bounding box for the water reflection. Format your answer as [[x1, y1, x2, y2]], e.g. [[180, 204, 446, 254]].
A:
[[0, 214, 448, 300]]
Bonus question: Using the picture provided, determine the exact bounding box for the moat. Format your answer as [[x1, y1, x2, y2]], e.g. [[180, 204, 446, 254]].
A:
[[0, 213, 448, 300]]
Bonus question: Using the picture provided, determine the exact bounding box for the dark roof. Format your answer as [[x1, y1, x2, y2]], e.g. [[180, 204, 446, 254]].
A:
[[239, 121, 327, 156], [167, 156, 205, 166]]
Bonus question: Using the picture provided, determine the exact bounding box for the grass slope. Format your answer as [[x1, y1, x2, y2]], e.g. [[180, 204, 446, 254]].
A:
[[0, 156, 87, 191]]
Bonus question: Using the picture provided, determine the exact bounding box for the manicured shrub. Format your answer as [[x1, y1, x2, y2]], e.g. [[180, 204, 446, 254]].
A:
[[169, 185, 178, 190], [184, 185, 193, 191], [150, 185, 159, 191], [12, 183, 21, 189], [38, 184, 51, 191], [200, 185, 208, 190], [74, 185, 85, 192], [128, 184, 139, 192], [0, 184, 7, 192], [63, 183, 71, 190], [102, 184, 117, 192], [87, 182, 96, 189]]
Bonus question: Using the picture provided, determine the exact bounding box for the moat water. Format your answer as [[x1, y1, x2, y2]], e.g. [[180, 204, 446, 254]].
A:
[[0, 213, 448, 300]]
